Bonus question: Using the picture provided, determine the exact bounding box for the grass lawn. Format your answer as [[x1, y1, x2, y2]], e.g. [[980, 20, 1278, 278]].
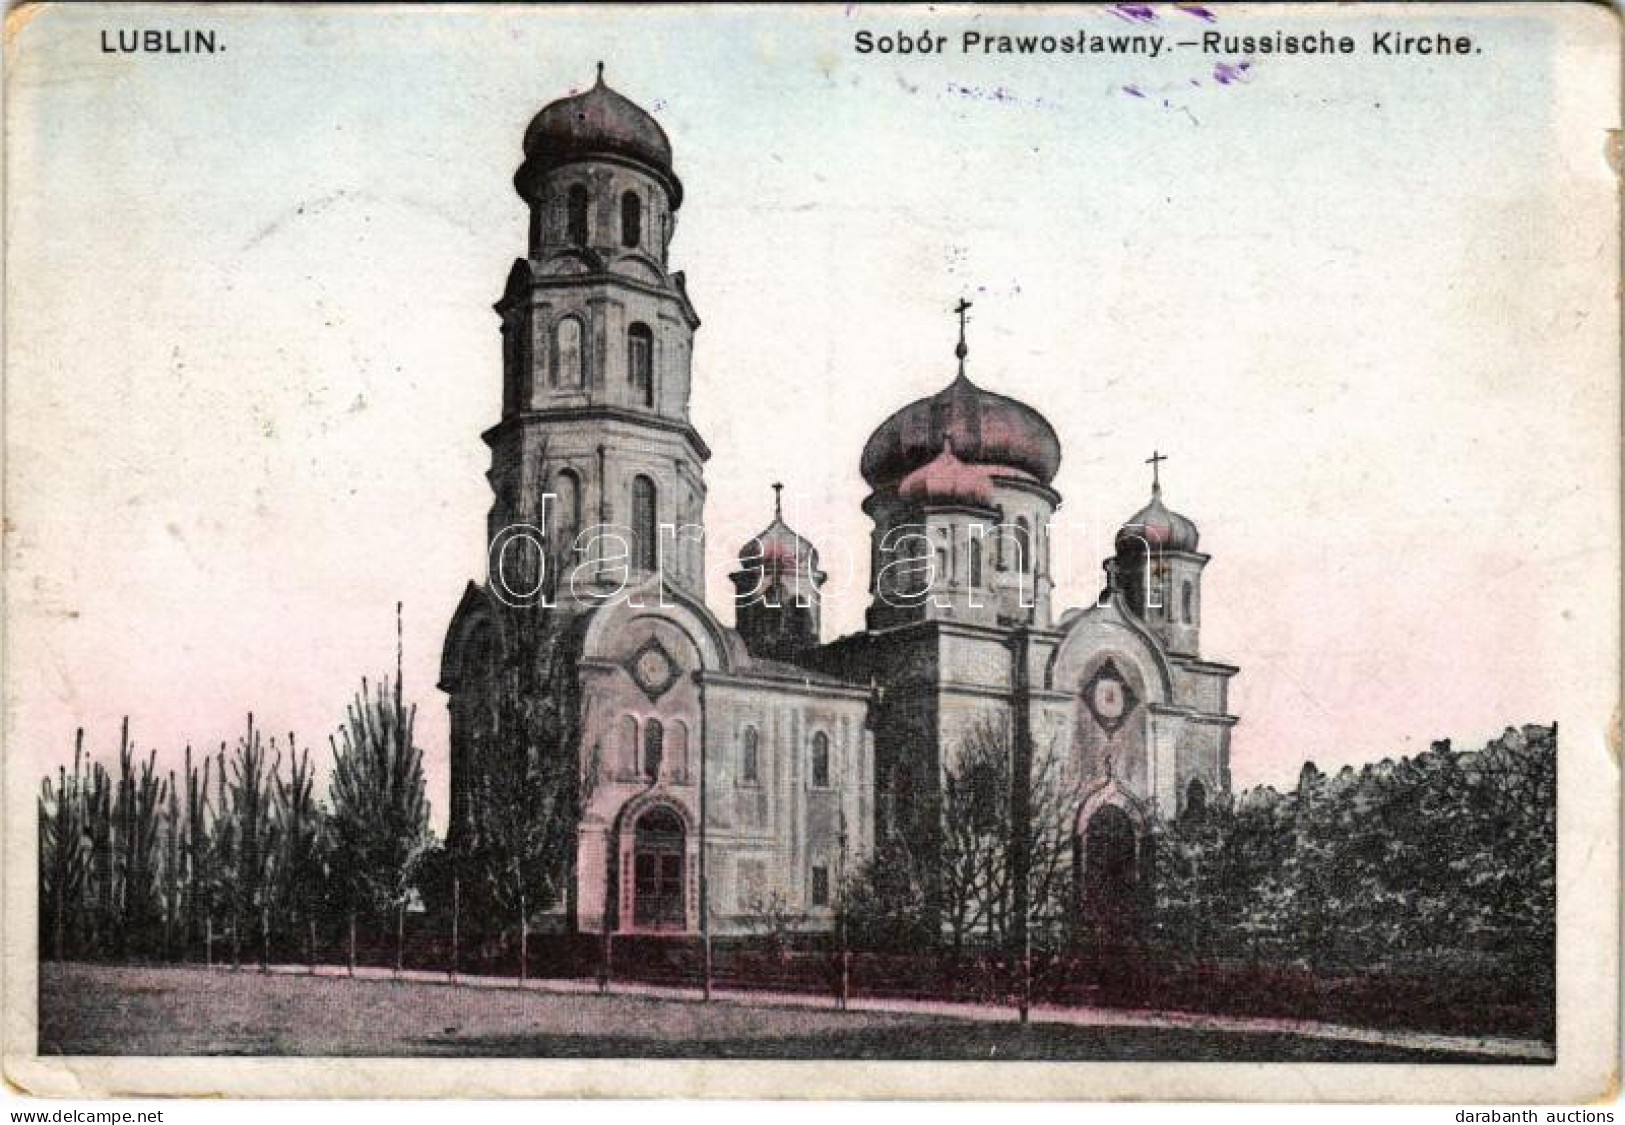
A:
[[38, 963, 1520, 1062]]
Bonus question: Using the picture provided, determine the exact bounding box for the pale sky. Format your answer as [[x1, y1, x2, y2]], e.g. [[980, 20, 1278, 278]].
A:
[[6, 3, 1618, 829]]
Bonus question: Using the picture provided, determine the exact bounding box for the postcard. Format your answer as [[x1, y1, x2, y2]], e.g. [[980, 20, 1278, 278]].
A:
[[3, 0, 1619, 1103]]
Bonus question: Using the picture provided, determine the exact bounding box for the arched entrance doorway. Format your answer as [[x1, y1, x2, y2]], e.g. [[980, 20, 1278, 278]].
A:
[[632, 807, 685, 930], [1080, 804, 1141, 941], [1184, 778, 1208, 821]]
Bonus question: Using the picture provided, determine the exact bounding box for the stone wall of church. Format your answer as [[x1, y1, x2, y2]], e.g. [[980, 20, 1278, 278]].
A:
[[1174, 717, 1232, 813], [1170, 660, 1230, 716], [699, 679, 872, 936]]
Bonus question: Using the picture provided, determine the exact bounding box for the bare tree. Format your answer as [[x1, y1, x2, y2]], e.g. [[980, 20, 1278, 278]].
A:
[[937, 719, 1082, 952]]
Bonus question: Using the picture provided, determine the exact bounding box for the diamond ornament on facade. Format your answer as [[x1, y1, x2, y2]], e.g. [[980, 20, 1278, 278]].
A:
[[1083, 658, 1139, 735], [627, 636, 680, 701]]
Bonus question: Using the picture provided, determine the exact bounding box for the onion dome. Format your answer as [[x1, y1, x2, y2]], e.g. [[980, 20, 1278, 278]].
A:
[[860, 302, 1060, 489], [517, 64, 681, 205], [738, 485, 820, 573], [899, 438, 997, 508], [1115, 482, 1200, 555]]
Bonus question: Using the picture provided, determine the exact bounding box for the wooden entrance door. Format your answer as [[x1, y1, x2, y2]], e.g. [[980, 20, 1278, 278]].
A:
[[632, 807, 685, 930], [1081, 804, 1140, 942]]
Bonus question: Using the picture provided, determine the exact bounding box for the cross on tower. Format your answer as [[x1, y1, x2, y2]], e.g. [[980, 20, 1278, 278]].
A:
[[771, 481, 783, 519], [954, 298, 972, 369], [1146, 449, 1169, 490]]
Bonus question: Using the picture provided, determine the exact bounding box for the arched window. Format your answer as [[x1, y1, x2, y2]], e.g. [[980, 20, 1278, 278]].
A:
[[643, 718, 664, 780], [741, 727, 760, 785], [1181, 580, 1194, 625], [994, 508, 1007, 570], [552, 470, 582, 559], [631, 475, 658, 572], [1184, 778, 1208, 821], [969, 533, 983, 587], [810, 731, 831, 789], [567, 184, 589, 246], [627, 323, 654, 408], [620, 715, 640, 775], [1014, 517, 1032, 576], [553, 317, 583, 388], [969, 762, 1000, 833], [501, 324, 518, 412], [670, 720, 689, 783], [621, 191, 642, 247], [810, 863, 830, 908], [463, 621, 494, 687]]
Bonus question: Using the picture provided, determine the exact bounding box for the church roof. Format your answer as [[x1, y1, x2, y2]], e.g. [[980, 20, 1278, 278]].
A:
[[1115, 482, 1200, 555], [736, 486, 819, 571], [859, 308, 1061, 489], [519, 65, 681, 204], [898, 438, 998, 508]]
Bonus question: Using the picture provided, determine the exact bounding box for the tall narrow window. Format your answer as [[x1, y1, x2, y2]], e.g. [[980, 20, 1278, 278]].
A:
[[643, 718, 664, 780], [627, 323, 654, 408], [969, 533, 983, 587], [567, 184, 589, 246], [670, 721, 689, 783], [810, 863, 830, 908], [1181, 580, 1194, 624], [501, 325, 518, 412], [554, 317, 583, 388], [621, 191, 642, 247], [552, 470, 582, 559], [741, 727, 760, 785], [1014, 517, 1032, 576], [620, 715, 640, 775], [631, 475, 658, 572], [811, 732, 831, 789]]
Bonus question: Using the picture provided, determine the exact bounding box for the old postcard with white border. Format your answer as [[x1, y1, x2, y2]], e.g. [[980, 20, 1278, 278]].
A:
[[2, 0, 1619, 1103]]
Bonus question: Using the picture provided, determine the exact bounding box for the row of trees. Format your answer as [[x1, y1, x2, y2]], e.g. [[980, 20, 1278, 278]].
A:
[[37, 591, 594, 977], [38, 675, 433, 967], [839, 722, 1556, 985], [1151, 724, 1556, 975]]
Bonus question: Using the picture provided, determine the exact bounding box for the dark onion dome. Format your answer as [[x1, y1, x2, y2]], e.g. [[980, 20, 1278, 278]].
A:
[[517, 65, 682, 206], [898, 438, 997, 508], [860, 371, 1062, 489], [1115, 483, 1200, 554], [738, 488, 819, 572]]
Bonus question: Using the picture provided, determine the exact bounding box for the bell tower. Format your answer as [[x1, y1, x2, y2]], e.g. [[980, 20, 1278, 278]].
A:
[[486, 64, 708, 606], [1113, 452, 1207, 658]]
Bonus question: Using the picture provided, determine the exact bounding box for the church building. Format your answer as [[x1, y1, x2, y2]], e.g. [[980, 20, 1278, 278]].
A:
[[439, 70, 1239, 938]]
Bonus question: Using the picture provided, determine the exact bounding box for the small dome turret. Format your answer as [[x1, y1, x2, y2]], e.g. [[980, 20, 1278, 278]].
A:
[[738, 485, 820, 574], [1115, 482, 1199, 555], [732, 484, 825, 664]]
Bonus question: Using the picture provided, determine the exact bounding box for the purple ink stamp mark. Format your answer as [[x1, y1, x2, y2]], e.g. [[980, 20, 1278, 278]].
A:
[[1109, 4, 1158, 25]]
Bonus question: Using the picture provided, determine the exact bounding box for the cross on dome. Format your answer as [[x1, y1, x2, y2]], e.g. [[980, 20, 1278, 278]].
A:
[[1146, 448, 1169, 491], [954, 297, 972, 371]]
